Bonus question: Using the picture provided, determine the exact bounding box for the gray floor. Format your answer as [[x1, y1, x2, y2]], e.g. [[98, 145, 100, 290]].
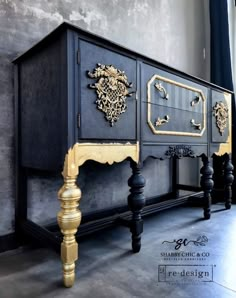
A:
[[1, 204, 236, 298]]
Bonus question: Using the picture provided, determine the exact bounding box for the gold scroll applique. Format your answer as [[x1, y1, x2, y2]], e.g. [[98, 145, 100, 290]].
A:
[[213, 101, 228, 135], [88, 63, 133, 126]]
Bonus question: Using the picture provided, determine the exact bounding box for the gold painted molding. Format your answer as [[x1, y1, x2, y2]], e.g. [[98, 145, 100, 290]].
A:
[[147, 75, 206, 137], [62, 142, 139, 178], [214, 93, 232, 156]]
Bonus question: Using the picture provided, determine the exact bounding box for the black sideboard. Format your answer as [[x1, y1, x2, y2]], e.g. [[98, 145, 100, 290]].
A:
[[13, 22, 234, 287]]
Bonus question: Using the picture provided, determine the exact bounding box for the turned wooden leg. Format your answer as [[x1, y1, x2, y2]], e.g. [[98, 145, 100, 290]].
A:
[[224, 154, 234, 210], [128, 160, 146, 253], [200, 155, 214, 220], [57, 175, 82, 287], [212, 155, 224, 203]]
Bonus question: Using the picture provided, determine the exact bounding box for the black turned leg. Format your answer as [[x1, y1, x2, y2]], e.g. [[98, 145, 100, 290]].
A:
[[172, 157, 179, 198], [200, 155, 214, 220], [212, 155, 224, 203], [128, 161, 146, 253], [224, 154, 234, 210]]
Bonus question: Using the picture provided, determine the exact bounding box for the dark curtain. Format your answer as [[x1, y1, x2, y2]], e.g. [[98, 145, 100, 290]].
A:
[[210, 0, 233, 90], [210, 0, 235, 200]]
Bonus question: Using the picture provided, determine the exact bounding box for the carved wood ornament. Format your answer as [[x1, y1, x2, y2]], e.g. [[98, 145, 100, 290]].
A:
[[213, 101, 228, 135], [88, 63, 133, 126], [165, 145, 195, 158]]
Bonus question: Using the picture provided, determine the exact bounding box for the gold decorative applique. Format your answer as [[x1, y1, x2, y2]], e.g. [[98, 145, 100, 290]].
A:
[[155, 115, 169, 127], [88, 63, 133, 126], [154, 82, 169, 100], [213, 101, 228, 135]]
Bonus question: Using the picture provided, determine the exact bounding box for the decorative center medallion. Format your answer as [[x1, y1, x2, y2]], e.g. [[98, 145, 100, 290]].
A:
[[213, 101, 228, 135], [88, 63, 133, 126], [165, 145, 195, 159]]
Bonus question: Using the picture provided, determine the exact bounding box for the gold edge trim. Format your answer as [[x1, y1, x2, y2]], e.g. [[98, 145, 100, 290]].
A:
[[62, 142, 139, 177], [155, 75, 206, 94], [214, 93, 232, 156], [147, 75, 206, 137]]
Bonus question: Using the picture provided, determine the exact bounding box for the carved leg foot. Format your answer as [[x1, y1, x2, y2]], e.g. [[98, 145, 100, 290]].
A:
[[200, 155, 214, 220], [128, 161, 146, 253], [224, 154, 234, 210], [57, 175, 82, 287]]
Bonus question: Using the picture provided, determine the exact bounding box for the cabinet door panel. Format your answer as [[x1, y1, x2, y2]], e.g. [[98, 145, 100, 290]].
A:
[[211, 90, 230, 143], [79, 40, 137, 140]]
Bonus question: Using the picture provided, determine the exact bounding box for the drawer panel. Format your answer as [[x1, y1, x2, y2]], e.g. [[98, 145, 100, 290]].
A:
[[79, 40, 137, 140], [148, 104, 204, 135], [141, 63, 208, 144]]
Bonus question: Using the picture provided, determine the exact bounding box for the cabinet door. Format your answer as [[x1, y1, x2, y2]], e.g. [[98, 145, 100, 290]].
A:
[[211, 90, 230, 143], [210, 90, 231, 156], [79, 40, 137, 141]]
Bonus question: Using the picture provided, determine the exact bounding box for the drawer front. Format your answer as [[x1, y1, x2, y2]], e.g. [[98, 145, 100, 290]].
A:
[[79, 40, 137, 140], [141, 63, 208, 144]]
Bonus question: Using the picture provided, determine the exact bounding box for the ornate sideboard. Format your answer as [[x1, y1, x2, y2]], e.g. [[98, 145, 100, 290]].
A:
[[13, 22, 234, 287]]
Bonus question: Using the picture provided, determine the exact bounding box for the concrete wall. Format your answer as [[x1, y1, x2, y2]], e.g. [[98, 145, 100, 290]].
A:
[[0, 0, 210, 235]]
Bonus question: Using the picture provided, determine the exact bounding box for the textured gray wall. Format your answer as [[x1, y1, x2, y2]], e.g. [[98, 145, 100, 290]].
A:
[[0, 0, 210, 235]]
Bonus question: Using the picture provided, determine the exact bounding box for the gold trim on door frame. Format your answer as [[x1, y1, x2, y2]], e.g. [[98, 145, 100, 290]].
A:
[[147, 75, 206, 137]]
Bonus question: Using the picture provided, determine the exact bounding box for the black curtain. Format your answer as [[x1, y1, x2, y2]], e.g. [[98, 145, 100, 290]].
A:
[[210, 0, 235, 200], [210, 0, 233, 90]]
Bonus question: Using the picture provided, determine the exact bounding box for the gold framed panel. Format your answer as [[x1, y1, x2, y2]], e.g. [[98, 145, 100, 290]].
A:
[[147, 75, 206, 137]]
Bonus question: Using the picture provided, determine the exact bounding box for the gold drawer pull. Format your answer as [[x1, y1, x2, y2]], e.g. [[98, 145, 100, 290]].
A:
[[191, 96, 200, 106], [155, 115, 170, 127], [155, 82, 169, 100], [190, 119, 201, 130]]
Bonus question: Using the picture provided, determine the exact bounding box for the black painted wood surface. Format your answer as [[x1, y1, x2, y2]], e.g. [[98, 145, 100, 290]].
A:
[[127, 161, 146, 253], [200, 155, 214, 219], [13, 22, 233, 171], [224, 154, 234, 209]]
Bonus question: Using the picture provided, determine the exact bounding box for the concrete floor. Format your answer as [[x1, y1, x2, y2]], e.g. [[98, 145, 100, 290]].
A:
[[1, 204, 236, 298]]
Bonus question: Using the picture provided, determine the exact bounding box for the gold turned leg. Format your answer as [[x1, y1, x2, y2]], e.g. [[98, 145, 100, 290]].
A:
[[57, 175, 82, 287], [56, 142, 139, 287]]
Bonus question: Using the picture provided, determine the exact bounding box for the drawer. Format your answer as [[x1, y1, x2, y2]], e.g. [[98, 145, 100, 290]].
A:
[[79, 40, 137, 140], [147, 103, 204, 135], [141, 63, 208, 144]]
